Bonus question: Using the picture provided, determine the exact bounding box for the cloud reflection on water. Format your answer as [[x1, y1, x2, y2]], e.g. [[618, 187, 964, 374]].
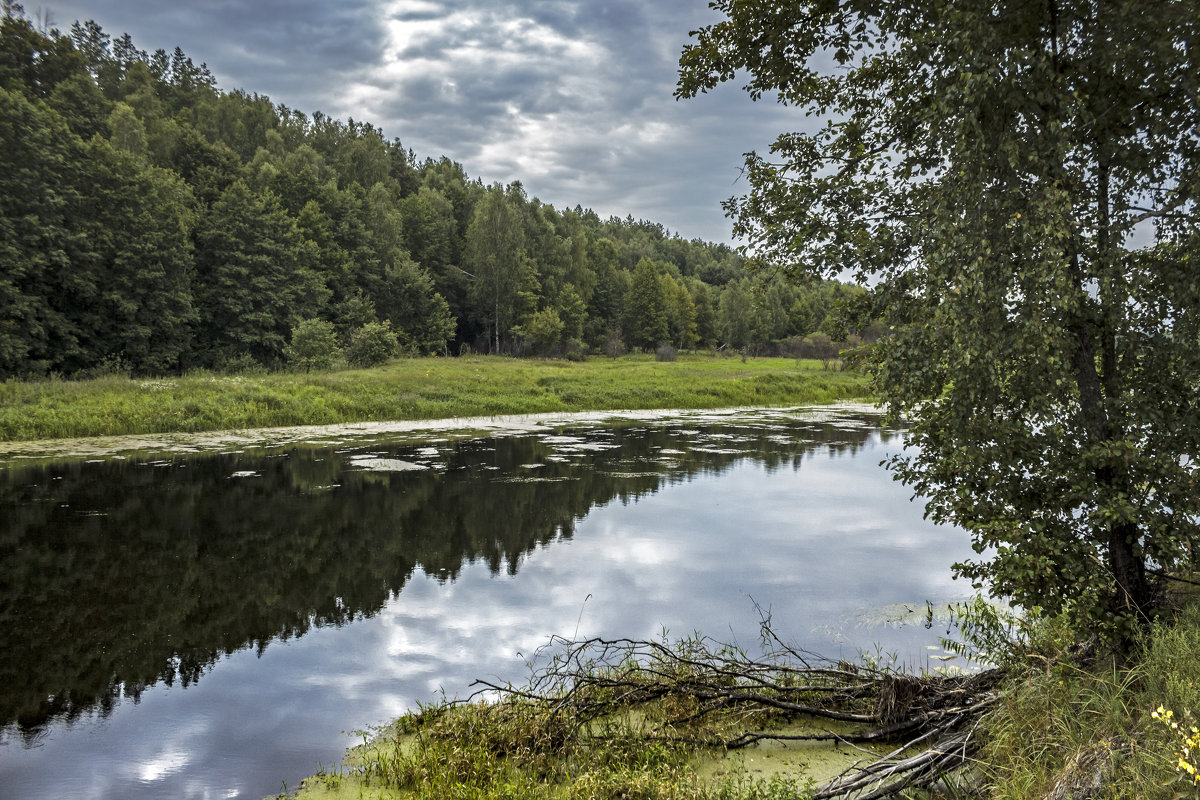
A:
[[0, 409, 975, 800]]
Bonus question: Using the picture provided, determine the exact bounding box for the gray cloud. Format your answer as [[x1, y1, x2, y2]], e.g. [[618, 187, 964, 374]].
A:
[[39, 0, 798, 242]]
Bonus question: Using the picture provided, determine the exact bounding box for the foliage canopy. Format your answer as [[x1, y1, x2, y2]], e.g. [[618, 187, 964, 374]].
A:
[[678, 0, 1200, 639], [0, 7, 886, 375]]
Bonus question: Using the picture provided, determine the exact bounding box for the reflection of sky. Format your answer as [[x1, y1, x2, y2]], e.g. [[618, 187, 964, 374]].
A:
[[0, 421, 974, 800]]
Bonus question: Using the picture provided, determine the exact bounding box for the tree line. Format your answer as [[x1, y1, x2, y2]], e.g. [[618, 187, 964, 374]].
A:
[[0, 8, 870, 380]]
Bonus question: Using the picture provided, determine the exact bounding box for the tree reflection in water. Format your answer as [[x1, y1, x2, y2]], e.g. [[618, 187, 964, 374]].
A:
[[0, 412, 884, 740]]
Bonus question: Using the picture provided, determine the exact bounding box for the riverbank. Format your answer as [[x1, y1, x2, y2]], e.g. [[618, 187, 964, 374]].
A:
[[0, 355, 870, 442], [281, 591, 1200, 799], [976, 589, 1200, 799], [0, 404, 882, 466]]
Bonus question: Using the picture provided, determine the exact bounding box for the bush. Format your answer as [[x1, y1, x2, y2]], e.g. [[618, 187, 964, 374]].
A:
[[74, 354, 131, 380], [797, 332, 837, 361], [217, 352, 267, 375], [655, 343, 678, 362], [977, 598, 1200, 798], [285, 318, 341, 372], [564, 338, 587, 362], [521, 308, 566, 357], [603, 328, 627, 358], [346, 321, 399, 368]]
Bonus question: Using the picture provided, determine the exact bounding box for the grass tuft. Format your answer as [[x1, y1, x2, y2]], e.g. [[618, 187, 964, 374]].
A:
[[293, 692, 818, 800]]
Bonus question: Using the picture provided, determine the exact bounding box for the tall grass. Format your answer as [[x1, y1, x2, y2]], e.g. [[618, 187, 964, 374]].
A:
[[0, 355, 871, 442], [979, 593, 1200, 799]]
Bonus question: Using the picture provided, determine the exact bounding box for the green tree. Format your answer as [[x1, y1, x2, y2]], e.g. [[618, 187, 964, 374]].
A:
[[465, 185, 535, 353], [46, 71, 110, 139], [399, 186, 461, 305], [1, 82, 198, 377], [285, 318, 341, 372], [335, 124, 390, 189], [555, 284, 587, 344], [68, 19, 108, 76], [717, 279, 754, 352], [192, 181, 328, 368], [584, 238, 627, 347], [373, 256, 455, 354], [0, 13, 86, 98], [661, 272, 698, 350], [686, 278, 718, 348], [165, 124, 241, 206], [0, 85, 81, 376], [519, 307, 565, 356], [106, 101, 147, 157], [624, 258, 669, 350], [71, 138, 197, 374], [678, 0, 1200, 640], [760, 279, 792, 341]]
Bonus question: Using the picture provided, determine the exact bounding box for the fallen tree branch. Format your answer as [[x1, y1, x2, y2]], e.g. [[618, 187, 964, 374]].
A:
[[470, 627, 1003, 799]]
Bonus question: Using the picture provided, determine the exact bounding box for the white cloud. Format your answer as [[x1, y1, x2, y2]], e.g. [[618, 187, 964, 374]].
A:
[[38, 0, 803, 242]]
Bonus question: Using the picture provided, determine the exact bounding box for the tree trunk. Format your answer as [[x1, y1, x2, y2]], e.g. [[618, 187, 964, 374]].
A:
[[1067, 251, 1148, 639], [1108, 519, 1148, 620]]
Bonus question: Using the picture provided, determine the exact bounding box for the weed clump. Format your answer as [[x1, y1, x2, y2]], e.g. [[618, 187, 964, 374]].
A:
[[314, 692, 807, 800], [977, 593, 1200, 799]]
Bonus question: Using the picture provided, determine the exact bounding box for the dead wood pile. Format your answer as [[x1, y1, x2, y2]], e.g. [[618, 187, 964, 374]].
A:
[[472, 626, 1002, 799]]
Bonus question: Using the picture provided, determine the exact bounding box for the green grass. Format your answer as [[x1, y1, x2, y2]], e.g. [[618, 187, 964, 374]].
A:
[[288, 700, 821, 800], [976, 590, 1200, 799], [0, 354, 871, 442], [281, 629, 861, 800]]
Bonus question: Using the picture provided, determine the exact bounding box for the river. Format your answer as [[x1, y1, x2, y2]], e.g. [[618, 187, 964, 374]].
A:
[[0, 406, 976, 799]]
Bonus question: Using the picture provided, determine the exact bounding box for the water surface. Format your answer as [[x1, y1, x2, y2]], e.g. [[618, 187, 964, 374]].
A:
[[0, 407, 973, 799]]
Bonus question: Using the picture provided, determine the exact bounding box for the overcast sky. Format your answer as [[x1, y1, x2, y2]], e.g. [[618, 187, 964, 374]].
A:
[[36, 0, 800, 244]]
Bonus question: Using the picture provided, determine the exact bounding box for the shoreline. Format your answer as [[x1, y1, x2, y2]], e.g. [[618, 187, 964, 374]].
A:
[[0, 401, 883, 467], [0, 355, 871, 445]]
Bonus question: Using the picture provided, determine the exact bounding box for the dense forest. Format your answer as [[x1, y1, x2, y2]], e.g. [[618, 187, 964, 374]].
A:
[[0, 8, 869, 379]]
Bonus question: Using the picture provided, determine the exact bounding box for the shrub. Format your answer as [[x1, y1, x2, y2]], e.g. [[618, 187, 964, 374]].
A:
[[217, 352, 267, 375], [564, 338, 587, 362], [521, 308, 566, 357], [797, 332, 837, 361], [285, 318, 341, 373], [74, 354, 131, 380], [346, 321, 399, 368], [603, 328, 627, 358]]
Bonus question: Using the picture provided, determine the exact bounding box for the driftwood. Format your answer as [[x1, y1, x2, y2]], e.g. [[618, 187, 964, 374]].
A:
[[471, 624, 1002, 799], [1040, 738, 1121, 800]]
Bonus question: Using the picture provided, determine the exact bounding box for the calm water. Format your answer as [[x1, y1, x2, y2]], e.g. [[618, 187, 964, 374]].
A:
[[0, 408, 974, 800]]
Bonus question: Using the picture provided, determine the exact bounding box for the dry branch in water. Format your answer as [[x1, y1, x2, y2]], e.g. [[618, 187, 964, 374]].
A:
[[471, 626, 1002, 799]]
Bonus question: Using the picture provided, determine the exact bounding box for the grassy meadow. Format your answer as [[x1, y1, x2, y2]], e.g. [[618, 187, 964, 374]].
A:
[[0, 354, 871, 442]]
